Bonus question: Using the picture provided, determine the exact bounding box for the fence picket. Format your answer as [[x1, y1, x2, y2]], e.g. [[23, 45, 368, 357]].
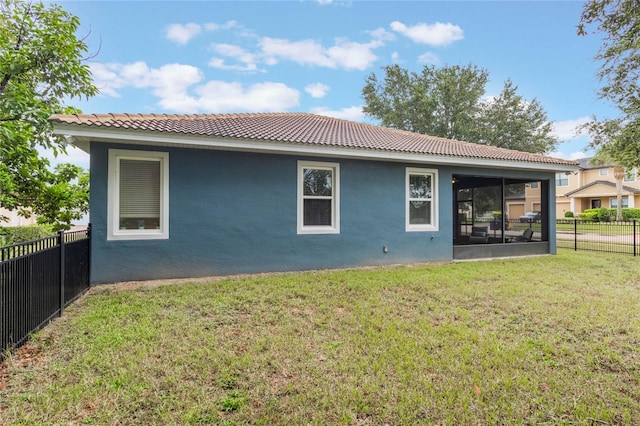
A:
[[557, 219, 638, 256], [0, 226, 91, 361]]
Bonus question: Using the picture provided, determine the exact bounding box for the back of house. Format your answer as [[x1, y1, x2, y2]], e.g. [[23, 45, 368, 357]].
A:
[[50, 112, 577, 284]]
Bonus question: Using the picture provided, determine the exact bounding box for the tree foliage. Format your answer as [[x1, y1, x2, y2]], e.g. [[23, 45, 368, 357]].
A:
[[362, 63, 488, 142], [476, 80, 556, 153], [362, 63, 557, 154], [578, 0, 640, 169], [0, 0, 96, 230]]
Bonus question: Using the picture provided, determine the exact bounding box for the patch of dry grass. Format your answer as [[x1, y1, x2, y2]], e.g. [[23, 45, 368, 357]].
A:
[[1, 251, 639, 424]]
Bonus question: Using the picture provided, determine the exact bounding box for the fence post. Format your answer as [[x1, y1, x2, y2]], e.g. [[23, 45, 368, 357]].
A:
[[87, 223, 92, 287], [59, 230, 65, 316], [634, 220, 637, 257], [574, 218, 578, 251]]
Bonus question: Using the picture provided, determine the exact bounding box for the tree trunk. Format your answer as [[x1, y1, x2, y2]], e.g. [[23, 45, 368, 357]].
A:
[[613, 166, 625, 221]]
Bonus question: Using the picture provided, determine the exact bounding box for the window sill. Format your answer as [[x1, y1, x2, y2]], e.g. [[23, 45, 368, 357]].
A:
[[297, 226, 340, 235], [107, 230, 169, 241], [406, 225, 439, 232]]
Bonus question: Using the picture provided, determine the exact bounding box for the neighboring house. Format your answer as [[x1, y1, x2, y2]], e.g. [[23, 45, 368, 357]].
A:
[[50, 113, 577, 284], [0, 207, 36, 227], [505, 181, 542, 222], [555, 157, 640, 217]]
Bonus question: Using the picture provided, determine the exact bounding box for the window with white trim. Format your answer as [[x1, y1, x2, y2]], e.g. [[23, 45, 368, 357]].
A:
[[108, 149, 169, 240], [406, 168, 438, 231], [599, 168, 608, 176], [610, 196, 629, 208], [624, 168, 636, 182], [297, 161, 340, 234], [555, 173, 569, 187]]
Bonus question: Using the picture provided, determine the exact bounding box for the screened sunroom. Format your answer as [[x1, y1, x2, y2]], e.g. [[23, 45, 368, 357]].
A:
[[452, 174, 552, 260]]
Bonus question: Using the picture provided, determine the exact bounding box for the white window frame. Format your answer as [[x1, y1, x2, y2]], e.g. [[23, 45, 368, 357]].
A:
[[599, 168, 608, 176], [108, 149, 169, 241], [610, 196, 629, 209], [297, 161, 340, 234], [555, 173, 569, 187], [624, 168, 636, 182], [406, 168, 438, 232]]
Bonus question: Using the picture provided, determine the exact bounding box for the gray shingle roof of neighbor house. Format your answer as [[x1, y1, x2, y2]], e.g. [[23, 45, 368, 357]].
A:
[[577, 157, 597, 169], [50, 112, 579, 171]]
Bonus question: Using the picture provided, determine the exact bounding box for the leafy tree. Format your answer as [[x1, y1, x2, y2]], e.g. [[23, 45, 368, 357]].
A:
[[0, 0, 96, 230], [578, 0, 640, 169], [362, 63, 488, 141], [362, 64, 557, 154], [34, 163, 90, 227], [476, 80, 556, 153]]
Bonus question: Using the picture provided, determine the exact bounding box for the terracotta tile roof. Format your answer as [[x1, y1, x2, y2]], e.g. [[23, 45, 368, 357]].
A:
[[50, 112, 578, 167]]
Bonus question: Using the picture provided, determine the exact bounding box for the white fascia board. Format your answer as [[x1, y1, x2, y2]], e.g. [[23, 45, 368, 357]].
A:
[[53, 124, 579, 173]]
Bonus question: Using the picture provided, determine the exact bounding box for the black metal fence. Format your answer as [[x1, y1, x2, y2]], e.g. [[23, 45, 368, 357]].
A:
[[1, 226, 90, 360], [556, 219, 638, 256]]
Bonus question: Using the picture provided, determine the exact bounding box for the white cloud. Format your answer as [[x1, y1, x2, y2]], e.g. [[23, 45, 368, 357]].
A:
[[208, 58, 259, 72], [166, 21, 238, 45], [317, 0, 333, 4], [39, 145, 90, 170], [112, 62, 204, 112], [166, 23, 202, 44], [123, 62, 203, 100], [259, 37, 381, 70], [369, 27, 396, 42], [209, 43, 261, 72], [305, 83, 330, 98], [417, 51, 439, 64], [204, 20, 238, 31], [552, 117, 590, 141], [212, 44, 255, 62], [89, 63, 124, 97], [390, 21, 464, 46], [311, 106, 365, 121], [328, 39, 382, 70], [548, 150, 587, 161], [194, 81, 300, 112], [92, 61, 202, 100], [548, 117, 594, 160], [88, 61, 299, 113], [391, 51, 400, 63], [259, 38, 333, 68]]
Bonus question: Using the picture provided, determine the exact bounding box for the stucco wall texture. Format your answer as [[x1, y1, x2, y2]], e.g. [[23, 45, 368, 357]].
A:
[[89, 143, 556, 284]]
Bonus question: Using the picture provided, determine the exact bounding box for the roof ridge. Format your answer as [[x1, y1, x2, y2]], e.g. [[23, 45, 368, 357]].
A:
[[64, 112, 315, 120]]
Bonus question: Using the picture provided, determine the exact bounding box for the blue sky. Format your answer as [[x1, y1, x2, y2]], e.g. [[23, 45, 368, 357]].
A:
[[50, 0, 618, 169]]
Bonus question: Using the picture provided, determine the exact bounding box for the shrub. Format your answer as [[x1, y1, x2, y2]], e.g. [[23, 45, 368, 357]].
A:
[[0, 225, 55, 246], [564, 211, 574, 218], [621, 208, 640, 220], [581, 208, 612, 222], [597, 207, 611, 222], [603, 208, 640, 221], [579, 207, 640, 222], [578, 211, 598, 222]]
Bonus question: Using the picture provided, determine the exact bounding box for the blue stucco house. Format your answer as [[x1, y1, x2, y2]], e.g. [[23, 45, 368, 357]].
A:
[[51, 113, 578, 284]]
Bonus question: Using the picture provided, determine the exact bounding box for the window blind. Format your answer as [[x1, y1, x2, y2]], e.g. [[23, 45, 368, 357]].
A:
[[119, 159, 161, 218]]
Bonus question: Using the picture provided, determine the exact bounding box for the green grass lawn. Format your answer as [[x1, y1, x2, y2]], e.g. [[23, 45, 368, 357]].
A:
[[1, 251, 639, 425]]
